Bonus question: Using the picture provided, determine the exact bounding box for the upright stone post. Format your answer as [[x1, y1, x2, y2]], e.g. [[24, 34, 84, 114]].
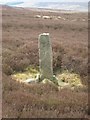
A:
[[38, 33, 53, 80]]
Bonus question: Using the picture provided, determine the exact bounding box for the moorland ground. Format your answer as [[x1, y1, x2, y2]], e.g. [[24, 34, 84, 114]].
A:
[[2, 5, 88, 118]]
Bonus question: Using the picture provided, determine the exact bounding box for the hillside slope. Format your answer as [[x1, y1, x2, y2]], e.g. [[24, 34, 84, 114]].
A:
[[2, 6, 88, 118]]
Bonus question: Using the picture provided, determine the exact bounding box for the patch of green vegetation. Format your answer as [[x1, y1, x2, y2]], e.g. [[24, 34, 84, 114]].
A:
[[12, 66, 83, 89], [12, 66, 39, 81], [57, 70, 82, 87], [25, 66, 39, 74]]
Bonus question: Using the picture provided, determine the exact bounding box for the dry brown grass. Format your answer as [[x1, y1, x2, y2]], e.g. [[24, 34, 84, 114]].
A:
[[2, 5, 88, 118]]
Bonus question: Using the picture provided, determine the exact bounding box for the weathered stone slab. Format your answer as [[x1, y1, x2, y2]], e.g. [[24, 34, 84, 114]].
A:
[[38, 33, 53, 80]]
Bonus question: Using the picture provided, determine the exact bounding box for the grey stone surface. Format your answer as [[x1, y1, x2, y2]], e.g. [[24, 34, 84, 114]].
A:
[[38, 33, 53, 80], [24, 74, 40, 83]]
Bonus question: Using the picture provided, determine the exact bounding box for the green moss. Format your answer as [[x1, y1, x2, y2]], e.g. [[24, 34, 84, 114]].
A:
[[12, 66, 39, 81], [12, 66, 83, 89], [25, 66, 39, 74], [57, 70, 82, 87]]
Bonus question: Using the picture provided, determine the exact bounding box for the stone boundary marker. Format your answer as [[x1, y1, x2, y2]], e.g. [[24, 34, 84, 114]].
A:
[[38, 33, 53, 81]]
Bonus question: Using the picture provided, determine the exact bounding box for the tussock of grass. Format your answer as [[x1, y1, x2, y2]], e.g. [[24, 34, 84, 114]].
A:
[[57, 70, 83, 87], [25, 66, 39, 74], [12, 66, 39, 82]]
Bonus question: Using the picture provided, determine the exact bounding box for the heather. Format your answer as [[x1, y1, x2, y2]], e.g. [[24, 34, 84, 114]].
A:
[[2, 6, 88, 118]]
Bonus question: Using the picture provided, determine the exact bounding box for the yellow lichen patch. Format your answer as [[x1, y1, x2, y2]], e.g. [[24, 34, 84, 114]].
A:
[[12, 66, 39, 82], [57, 70, 83, 87]]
